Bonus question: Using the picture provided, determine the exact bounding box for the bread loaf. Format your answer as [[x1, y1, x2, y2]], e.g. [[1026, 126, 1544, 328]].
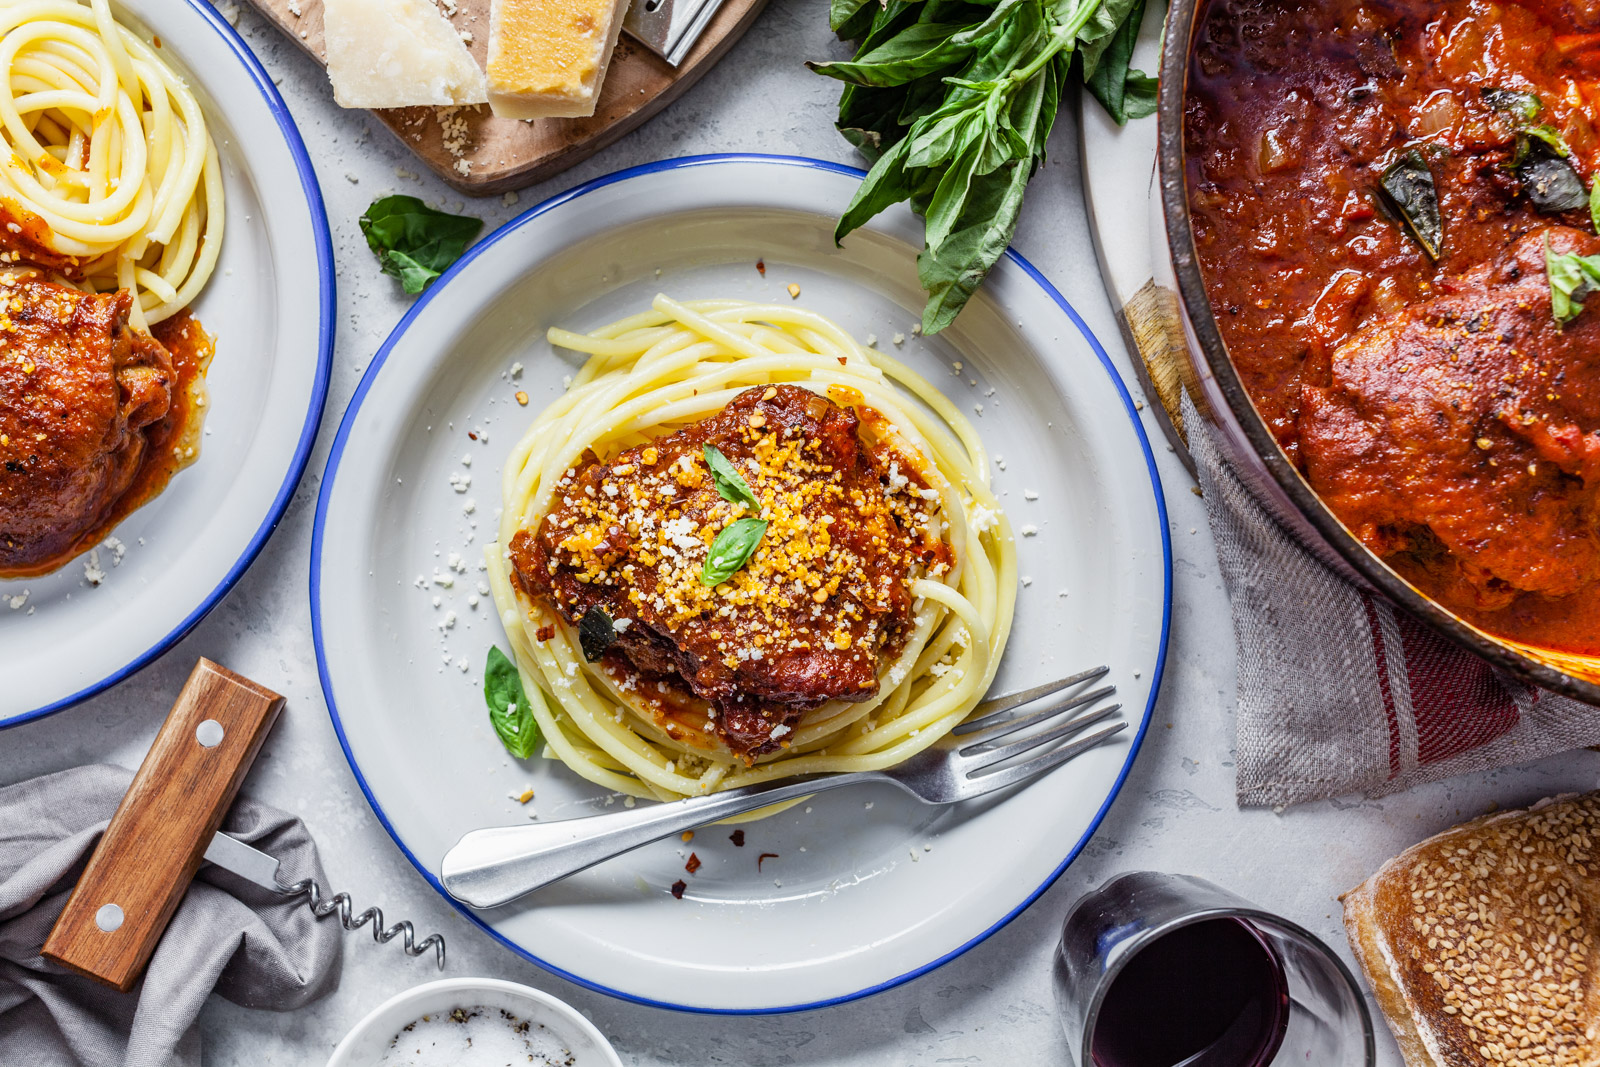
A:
[[1342, 793, 1600, 1065]]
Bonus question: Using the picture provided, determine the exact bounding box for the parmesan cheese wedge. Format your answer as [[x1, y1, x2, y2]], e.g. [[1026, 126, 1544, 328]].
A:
[[323, 0, 488, 109], [486, 0, 631, 119]]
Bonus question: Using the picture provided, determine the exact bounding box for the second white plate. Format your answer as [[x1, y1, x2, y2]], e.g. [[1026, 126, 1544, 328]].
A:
[[0, 0, 332, 725], [313, 155, 1170, 1012]]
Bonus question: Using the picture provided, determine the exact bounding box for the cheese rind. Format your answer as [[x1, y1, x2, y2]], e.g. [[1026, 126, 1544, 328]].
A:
[[324, 0, 488, 109], [486, 0, 630, 119]]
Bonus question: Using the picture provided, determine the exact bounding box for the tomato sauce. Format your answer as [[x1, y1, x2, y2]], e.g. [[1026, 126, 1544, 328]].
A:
[[1186, 0, 1600, 654]]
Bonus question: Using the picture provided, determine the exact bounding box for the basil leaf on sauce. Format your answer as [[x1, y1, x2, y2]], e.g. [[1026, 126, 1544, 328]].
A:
[[359, 195, 483, 295], [1590, 176, 1600, 235], [703, 444, 761, 511], [577, 606, 618, 662], [701, 518, 768, 586], [1545, 245, 1600, 326], [1483, 87, 1542, 122], [1524, 125, 1571, 158], [484, 646, 541, 760], [1379, 150, 1443, 261], [1520, 154, 1588, 214]]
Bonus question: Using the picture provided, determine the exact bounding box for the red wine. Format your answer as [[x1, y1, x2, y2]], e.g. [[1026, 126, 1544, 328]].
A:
[[1090, 918, 1289, 1067]]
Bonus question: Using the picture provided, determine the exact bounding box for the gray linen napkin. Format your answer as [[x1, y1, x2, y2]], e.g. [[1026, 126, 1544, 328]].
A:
[[0, 764, 342, 1067], [1184, 394, 1600, 807]]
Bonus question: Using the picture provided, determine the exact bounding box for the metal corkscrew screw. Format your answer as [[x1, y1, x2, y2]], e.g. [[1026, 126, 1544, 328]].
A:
[[274, 875, 447, 969]]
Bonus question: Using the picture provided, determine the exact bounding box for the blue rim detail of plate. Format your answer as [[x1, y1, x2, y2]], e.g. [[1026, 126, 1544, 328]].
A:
[[311, 153, 1172, 1015], [1, 0, 335, 730]]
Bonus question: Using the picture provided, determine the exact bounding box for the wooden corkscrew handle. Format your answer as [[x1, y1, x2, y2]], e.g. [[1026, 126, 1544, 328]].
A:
[[42, 658, 284, 991]]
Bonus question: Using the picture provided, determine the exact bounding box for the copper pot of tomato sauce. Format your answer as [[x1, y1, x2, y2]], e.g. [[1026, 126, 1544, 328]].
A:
[[1155, 0, 1600, 702]]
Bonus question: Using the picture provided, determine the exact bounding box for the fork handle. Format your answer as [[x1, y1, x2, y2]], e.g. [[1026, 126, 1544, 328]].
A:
[[440, 771, 886, 909]]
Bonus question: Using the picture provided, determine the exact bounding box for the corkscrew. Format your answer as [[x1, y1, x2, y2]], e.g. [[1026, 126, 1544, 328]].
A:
[[39, 659, 445, 991], [274, 873, 446, 968]]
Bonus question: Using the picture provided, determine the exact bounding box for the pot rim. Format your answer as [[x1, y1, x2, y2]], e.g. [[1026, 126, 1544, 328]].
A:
[[1154, 0, 1600, 706]]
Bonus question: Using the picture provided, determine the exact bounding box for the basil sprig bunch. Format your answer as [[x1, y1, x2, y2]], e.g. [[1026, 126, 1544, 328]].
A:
[[812, 0, 1153, 333]]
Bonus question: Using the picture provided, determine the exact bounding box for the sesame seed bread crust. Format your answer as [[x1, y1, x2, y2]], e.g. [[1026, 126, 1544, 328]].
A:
[[1342, 794, 1600, 1067]]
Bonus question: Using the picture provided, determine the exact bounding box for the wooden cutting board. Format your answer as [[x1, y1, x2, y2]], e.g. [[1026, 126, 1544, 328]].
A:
[[243, 0, 767, 196]]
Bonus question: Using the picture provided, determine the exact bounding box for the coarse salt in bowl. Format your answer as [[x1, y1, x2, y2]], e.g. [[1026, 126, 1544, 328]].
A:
[[326, 977, 623, 1067]]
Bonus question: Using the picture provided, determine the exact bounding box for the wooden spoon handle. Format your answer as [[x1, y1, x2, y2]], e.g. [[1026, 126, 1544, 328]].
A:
[[42, 658, 284, 991]]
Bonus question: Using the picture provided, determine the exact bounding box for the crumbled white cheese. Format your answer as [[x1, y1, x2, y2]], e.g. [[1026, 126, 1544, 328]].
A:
[[969, 504, 999, 534], [1020, 524, 1039, 536]]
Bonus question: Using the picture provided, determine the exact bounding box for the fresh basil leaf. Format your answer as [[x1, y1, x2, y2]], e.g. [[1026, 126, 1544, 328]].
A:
[[1591, 174, 1600, 234], [1545, 244, 1600, 326], [1525, 125, 1571, 157], [1520, 154, 1588, 214], [1483, 87, 1541, 122], [1084, 0, 1149, 124], [703, 444, 761, 510], [830, 0, 872, 34], [1123, 71, 1158, 119], [381, 249, 444, 295], [484, 646, 541, 760], [1078, 0, 1142, 81], [924, 136, 983, 250], [577, 606, 618, 662], [920, 156, 1032, 333], [1379, 150, 1442, 261], [700, 518, 768, 586], [837, 134, 917, 242], [359, 195, 483, 296], [809, 20, 991, 88], [905, 102, 984, 169]]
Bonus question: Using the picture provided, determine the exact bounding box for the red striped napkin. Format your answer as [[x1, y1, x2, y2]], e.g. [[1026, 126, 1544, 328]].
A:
[[1184, 397, 1600, 806]]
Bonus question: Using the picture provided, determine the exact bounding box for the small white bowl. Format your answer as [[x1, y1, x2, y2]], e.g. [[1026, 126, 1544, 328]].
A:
[[326, 977, 623, 1067]]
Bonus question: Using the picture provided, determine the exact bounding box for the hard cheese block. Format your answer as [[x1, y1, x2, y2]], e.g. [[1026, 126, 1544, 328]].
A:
[[324, 0, 488, 107], [486, 0, 632, 118]]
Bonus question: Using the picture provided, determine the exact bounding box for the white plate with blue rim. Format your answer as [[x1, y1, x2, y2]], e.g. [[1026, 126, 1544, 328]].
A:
[[0, 0, 333, 727], [312, 154, 1169, 1013]]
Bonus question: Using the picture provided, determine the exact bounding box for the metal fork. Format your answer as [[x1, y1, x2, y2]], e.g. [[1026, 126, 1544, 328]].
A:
[[441, 666, 1125, 909]]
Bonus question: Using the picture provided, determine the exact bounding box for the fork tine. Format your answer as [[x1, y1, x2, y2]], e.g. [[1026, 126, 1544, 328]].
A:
[[961, 703, 1122, 768], [954, 685, 1117, 742], [963, 665, 1109, 725], [963, 722, 1129, 796]]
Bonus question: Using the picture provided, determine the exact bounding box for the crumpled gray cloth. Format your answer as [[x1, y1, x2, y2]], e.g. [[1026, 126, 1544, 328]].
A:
[[0, 764, 343, 1067], [1184, 394, 1600, 807]]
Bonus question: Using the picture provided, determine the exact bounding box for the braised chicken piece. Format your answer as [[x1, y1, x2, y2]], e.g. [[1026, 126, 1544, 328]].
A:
[[509, 384, 951, 761], [1300, 228, 1600, 615], [0, 275, 174, 576]]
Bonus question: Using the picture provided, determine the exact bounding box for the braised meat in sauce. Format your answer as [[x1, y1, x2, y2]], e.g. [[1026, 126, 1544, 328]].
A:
[[0, 276, 199, 577], [1186, 0, 1600, 653], [508, 384, 951, 760]]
